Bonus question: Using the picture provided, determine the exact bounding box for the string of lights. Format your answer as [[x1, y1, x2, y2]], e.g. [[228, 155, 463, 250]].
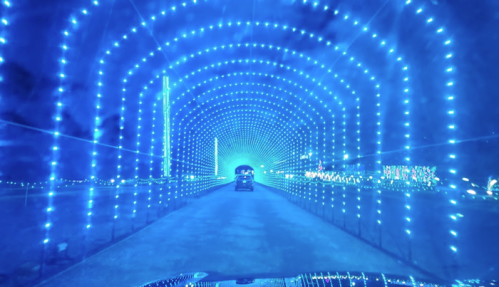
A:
[[2, 0, 484, 280]]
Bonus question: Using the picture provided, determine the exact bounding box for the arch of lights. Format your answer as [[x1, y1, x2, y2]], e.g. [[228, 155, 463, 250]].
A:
[[191, 113, 298, 186], [32, 0, 461, 277], [186, 104, 310, 176]]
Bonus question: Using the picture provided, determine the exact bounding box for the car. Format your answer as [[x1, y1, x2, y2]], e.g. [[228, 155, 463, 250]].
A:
[[235, 175, 254, 191]]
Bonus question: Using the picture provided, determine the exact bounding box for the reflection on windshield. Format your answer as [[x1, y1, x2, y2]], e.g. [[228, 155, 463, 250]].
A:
[[0, 0, 498, 286]]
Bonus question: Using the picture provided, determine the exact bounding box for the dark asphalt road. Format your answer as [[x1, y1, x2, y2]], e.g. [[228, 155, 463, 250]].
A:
[[38, 183, 424, 286]]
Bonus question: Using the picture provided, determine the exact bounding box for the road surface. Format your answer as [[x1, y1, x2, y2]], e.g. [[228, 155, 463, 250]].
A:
[[38, 183, 424, 286]]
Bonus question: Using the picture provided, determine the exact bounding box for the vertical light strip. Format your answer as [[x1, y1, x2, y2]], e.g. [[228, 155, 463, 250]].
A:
[[322, 120, 326, 213], [215, 137, 218, 175], [133, 92, 144, 226], [331, 114, 335, 216], [148, 101, 158, 213], [376, 91, 382, 173], [440, 22, 459, 258], [342, 106, 346, 168], [45, 0, 59, 246], [0, 1, 8, 150], [405, 190, 412, 258], [356, 97, 360, 161], [45, 3, 88, 248], [112, 79, 126, 230], [332, 113, 335, 161], [355, 96, 361, 229], [0, 5, 6, 187], [407, 0, 460, 258], [158, 87, 165, 207], [402, 63, 411, 164], [376, 187, 382, 243], [87, 58, 105, 237], [163, 76, 170, 178]]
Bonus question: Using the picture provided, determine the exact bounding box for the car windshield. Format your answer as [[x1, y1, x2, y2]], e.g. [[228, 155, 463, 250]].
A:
[[1, 0, 498, 286]]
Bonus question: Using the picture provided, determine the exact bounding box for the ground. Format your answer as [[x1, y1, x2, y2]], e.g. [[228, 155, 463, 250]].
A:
[[36, 183, 427, 287]]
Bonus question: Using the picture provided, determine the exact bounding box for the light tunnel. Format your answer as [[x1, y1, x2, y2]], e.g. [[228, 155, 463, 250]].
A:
[[0, 0, 498, 286]]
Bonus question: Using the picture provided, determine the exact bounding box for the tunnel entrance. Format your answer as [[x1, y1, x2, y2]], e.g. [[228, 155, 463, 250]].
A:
[[235, 165, 254, 179]]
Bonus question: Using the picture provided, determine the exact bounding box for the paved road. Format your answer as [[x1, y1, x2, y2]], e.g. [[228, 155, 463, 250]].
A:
[[38, 183, 424, 287]]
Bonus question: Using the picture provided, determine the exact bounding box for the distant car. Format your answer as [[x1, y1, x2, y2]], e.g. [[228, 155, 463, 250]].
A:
[[235, 175, 254, 191]]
